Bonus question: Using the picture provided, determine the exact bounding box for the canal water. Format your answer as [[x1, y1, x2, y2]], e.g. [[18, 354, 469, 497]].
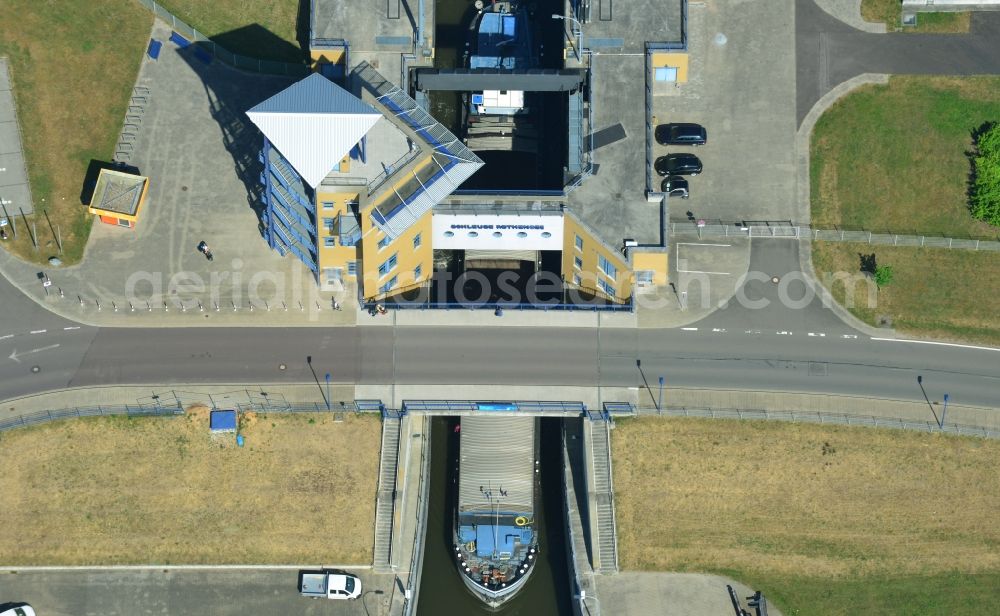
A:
[[416, 417, 574, 616], [429, 0, 569, 190]]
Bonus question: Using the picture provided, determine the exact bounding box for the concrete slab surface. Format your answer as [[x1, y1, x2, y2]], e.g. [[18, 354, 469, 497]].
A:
[[596, 572, 785, 616], [0, 58, 33, 215]]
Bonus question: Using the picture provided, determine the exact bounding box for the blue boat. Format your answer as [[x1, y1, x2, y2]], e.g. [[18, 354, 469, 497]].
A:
[[453, 416, 540, 607], [467, 1, 535, 70]]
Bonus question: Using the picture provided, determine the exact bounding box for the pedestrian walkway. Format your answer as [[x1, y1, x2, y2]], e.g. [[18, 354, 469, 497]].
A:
[[0, 58, 34, 217]]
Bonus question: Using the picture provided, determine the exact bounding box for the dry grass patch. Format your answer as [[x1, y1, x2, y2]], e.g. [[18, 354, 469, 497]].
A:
[[813, 242, 1000, 346], [613, 417, 1000, 578], [0, 0, 152, 264], [0, 409, 380, 565]]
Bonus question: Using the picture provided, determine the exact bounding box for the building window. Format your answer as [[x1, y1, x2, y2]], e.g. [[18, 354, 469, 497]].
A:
[[380, 275, 398, 295], [324, 237, 335, 247], [574, 256, 583, 270], [413, 233, 422, 249], [378, 235, 391, 250], [347, 261, 358, 276], [322, 201, 335, 210], [573, 273, 582, 286], [598, 278, 616, 297], [414, 264, 422, 280], [378, 253, 398, 277], [323, 217, 335, 233], [575, 234, 583, 250], [599, 255, 617, 279], [636, 271, 654, 287]]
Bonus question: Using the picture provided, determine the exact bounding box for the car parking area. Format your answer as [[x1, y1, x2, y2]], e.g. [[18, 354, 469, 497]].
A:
[[652, 0, 798, 224]]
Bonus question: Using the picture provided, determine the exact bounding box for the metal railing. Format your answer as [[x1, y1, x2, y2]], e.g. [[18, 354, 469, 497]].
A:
[[134, 0, 310, 76], [562, 426, 599, 616], [638, 406, 1000, 439], [669, 221, 1000, 251], [401, 415, 432, 616], [0, 404, 183, 433]]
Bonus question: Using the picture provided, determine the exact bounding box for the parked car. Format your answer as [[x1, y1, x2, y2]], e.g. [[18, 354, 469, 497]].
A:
[[661, 175, 689, 198], [299, 571, 362, 600], [654, 153, 702, 176], [655, 123, 707, 146], [0, 605, 36, 616]]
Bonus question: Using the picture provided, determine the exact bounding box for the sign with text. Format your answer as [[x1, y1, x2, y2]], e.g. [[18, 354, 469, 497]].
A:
[[432, 213, 565, 251]]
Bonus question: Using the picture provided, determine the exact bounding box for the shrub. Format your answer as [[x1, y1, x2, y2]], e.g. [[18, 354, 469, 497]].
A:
[[971, 123, 1000, 226], [874, 265, 894, 288]]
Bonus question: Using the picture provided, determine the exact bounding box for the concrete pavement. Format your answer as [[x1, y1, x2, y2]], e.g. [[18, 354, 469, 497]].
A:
[[596, 573, 784, 616], [0, 568, 393, 616]]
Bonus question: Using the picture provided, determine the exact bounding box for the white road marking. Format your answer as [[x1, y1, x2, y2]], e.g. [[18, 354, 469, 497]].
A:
[[712, 328, 726, 333], [841, 334, 858, 339], [870, 337, 1000, 352], [807, 332, 826, 337], [776, 331, 792, 336], [9, 343, 60, 363], [681, 327, 699, 331], [0, 334, 12, 341], [745, 329, 762, 335], [677, 268, 733, 275], [676, 243, 733, 247], [29, 329, 47, 334], [63, 326, 80, 331]]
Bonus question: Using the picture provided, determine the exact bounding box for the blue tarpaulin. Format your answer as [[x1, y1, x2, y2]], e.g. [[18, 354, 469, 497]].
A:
[[475, 525, 529, 557], [210, 409, 237, 432]]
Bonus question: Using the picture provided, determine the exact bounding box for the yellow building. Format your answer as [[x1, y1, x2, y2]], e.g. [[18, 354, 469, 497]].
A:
[[247, 61, 666, 309], [87, 168, 149, 229]]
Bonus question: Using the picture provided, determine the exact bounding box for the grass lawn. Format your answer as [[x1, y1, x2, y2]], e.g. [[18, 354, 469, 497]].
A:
[[613, 417, 1000, 616], [157, 0, 305, 63], [811, 76, 1000, 238], [861, 0, 970, 32], [0, 408, 380, 565], [0, 0, 152, 265], [812, 243, 1000, 345]]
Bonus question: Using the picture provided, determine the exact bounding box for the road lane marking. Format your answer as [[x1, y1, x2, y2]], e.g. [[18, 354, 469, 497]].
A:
[[9, 343, 60, 363], [841, 334, 858, 339], [29, 329, 47, 334], [63, 326, 80, 330], [870, 337, 1000, 352], [681, 327, 698, 331], [777, 331, 792, 336], [712, 328, 727, 333], [808, 332, 826, 337], [0, 335, 12, 341]]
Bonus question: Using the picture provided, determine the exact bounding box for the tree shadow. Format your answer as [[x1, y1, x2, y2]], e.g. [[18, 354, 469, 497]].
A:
[[858, 252, 877, 275]]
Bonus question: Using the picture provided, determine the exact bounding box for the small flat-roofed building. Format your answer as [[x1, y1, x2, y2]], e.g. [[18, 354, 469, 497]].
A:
[[87, 168, 150, 229]]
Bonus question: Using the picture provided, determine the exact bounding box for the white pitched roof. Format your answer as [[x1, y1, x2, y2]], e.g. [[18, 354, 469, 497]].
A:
[[246, 73, 381, 188]]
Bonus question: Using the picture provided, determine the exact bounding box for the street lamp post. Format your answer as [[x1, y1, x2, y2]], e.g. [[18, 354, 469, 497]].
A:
[[941, 393, 949, 428], [325, 372, 332, 411], [658, 376, 664, 414], [551, 14, 583, 62]]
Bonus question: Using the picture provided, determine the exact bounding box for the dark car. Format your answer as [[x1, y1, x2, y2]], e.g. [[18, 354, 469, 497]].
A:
[[655, 123, 707, 146], [661, 175, 689, 198], [654, 153, 702, 176]]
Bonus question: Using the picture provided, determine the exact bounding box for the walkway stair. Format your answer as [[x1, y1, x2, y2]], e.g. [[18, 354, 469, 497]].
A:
[[590, 418, 619, 573], [373, 416, 402, 570]]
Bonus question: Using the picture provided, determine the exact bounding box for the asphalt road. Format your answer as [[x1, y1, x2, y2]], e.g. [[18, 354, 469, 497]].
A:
[[796, 0, 1000, 125], [1, 240, 998, 408], [0, 569, 390, 616]]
